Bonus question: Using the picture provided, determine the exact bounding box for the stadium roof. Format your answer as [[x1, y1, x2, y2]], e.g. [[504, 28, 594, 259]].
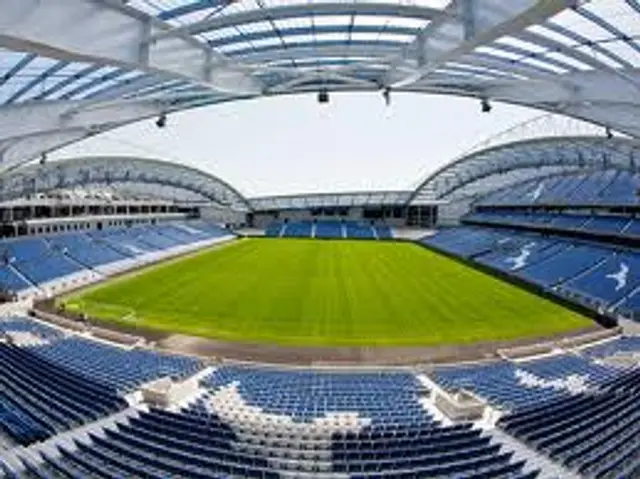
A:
[[1, 0, 639, 178], [411, 135, 640, 205], [250, 190, 415, 210], [0, 156, 251, 210]]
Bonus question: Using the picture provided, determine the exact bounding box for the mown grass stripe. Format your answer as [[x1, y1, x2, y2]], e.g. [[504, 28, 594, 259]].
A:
[[63, 238, 590, 347]]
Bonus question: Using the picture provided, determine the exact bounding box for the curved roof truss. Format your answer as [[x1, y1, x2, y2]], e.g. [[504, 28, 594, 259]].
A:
[[410, 136, 640, 205], [0, 1, 639, 172], [0, 156, 251, 210], [250, 190, 413, 211]]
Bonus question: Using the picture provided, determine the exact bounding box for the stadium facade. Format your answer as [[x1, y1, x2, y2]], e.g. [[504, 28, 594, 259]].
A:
[[0, 1, 640, 478]]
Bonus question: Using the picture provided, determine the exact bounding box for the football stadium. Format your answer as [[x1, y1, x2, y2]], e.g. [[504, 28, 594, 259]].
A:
[[1, 1, 640, 478]]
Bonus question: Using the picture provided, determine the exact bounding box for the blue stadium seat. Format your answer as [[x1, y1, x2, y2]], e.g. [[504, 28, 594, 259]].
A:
[[0, 316, 60, 339], [29, 337, 203, 392], [0, 265, 32, 293], [517, 245, 612, 288], [560, 253, 640, 308], [0, 220, 232, 292], [14, 253, 85, 285], [264, 221, 283, 237], [281, 221, 313, 238], [315, 220, 343, 239], [580, 336, 640, 358], [498, 368, 640, 478], [48, 233, 127, 267], [477, 170, 640, 207], [434, 354, 627, 412], [0, 343, 126, 445]]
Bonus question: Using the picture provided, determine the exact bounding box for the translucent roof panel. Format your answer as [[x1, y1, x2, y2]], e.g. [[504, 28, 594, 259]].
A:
[[0, 0, 639, 174], [249, 191, 413, 210]]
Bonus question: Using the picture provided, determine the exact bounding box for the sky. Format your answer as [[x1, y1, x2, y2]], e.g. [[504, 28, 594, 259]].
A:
[[53, 93, 542, 198]]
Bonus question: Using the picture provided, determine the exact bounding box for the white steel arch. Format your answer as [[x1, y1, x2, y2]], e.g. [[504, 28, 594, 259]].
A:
[[0, 0, 638, 172], [410, 135, 640, 205], [0, 156, 251, 210]]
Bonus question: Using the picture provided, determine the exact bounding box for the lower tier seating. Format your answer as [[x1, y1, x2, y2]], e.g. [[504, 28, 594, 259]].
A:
[[201, 366, 429, 424], [27, 337, 204, 393], [421, 225, 639, 319], [0, 220, 231, 295], [2, 338, 638, 478], [15, 366, 537, 478], [314, 220, 343, 238], [264, 220, 392, 240], [580, 336, 640, 358], [0, 343, 126, 445], [0, 316, 60, 340]]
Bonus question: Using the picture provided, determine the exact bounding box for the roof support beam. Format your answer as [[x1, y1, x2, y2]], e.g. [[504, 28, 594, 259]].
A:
[[0, 95, 224, 172], [409, 136, 640, 204], [0, 0, 262, 95], [0, 156, 251, 209], [157, 3, 445, 39], [0, 98, 188, 144], [391, 0, 572, 88]]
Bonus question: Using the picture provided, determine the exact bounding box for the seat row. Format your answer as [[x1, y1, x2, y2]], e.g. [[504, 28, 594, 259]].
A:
[[0, 343, 125, 445], [264, 220, 392, 240], [421, 225, 639, 319], [28, 336, 204, 393], [477, 169, 640, 207], [433, 354, 631, 411], [466, 210, 640, 240], [11, 404, 536, 478], [499, 368, 640, 479]]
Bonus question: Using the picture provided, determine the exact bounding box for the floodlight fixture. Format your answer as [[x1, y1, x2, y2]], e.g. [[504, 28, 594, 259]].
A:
[[156, 113, 167, 128], [481, 98, 492, 113]]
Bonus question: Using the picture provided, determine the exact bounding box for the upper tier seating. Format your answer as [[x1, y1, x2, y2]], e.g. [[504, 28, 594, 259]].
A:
[[466, 211, 638, 240], [0, 238, 49, 264], [498, 368, 640, 479], [477, 169, 640, 207], [29, 337, 203, 393]]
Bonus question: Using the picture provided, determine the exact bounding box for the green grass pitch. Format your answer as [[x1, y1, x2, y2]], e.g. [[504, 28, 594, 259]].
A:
[[62, 238, 591, 347]]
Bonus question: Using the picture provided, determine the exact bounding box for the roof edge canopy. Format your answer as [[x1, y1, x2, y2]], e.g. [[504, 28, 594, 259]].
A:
[[0, 156, 251, 211]]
